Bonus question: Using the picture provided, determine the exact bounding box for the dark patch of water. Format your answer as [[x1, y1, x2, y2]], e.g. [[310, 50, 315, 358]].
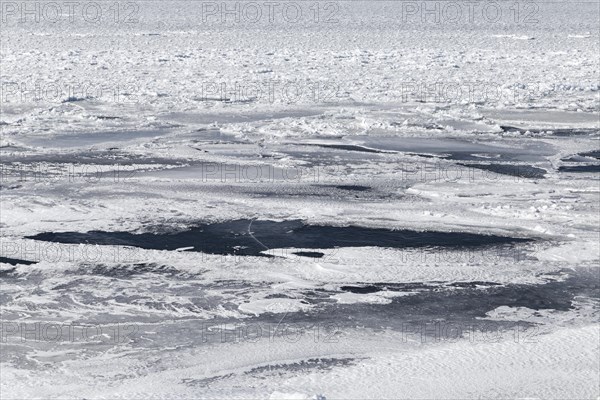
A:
[[332, 185, 372, 192], [558, 165, 600, 173], [0, 257, 37, 266], [579, 150, 600, 159], [459, 163, 546, 179], [314, 144, 390, 154], [27, 219, 533, 257], [278, 269, 598, 331], [340, 285, 382, 294], [293, 251, 325, 258]]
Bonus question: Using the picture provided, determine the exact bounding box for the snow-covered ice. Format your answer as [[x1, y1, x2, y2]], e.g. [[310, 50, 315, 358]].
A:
[[1, 1, 598, 398]]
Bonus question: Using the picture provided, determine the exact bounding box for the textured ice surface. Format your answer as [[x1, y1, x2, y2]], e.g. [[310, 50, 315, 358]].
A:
[[1, 1, 599, 398]]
